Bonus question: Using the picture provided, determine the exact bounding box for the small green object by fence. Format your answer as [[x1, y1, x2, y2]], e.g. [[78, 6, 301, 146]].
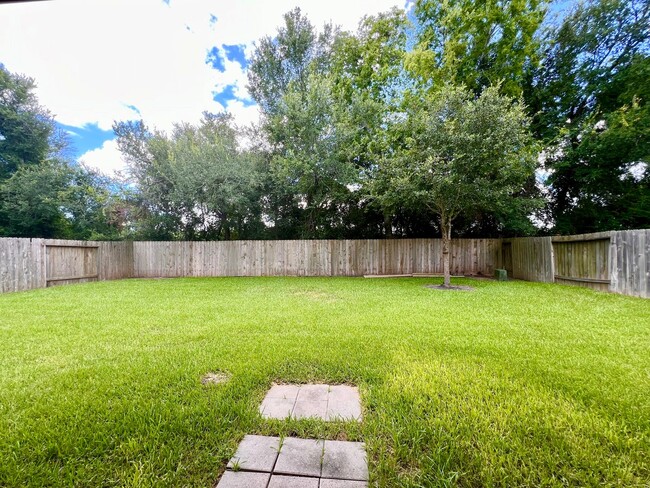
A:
[[495, 269, 508, 281]]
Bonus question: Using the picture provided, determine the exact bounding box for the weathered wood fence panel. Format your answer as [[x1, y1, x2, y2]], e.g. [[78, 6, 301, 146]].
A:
[[2, 233, 648, 297], [0, 238, 44, 293], [0, 238, 134, 293], [98, 241, 134, 281], [507, 237, 555, 282], [45, 240, 99, 287], [610, 229, 650, 298], [552, 232, 611, 292], [132, 239, 500, 278]]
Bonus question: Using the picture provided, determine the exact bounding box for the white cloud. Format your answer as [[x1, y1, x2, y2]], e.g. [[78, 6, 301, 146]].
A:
[[79, 139, 127, 176], [0, 0, 404, 134], [623, 162, 647, 182], [224, 100, 261, 128]]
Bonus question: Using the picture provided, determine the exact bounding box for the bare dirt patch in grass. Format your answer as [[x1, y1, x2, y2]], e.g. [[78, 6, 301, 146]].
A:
[[201, 371, 231, 385], [425, 284, 474, 291], [292, 290, 339, 302]]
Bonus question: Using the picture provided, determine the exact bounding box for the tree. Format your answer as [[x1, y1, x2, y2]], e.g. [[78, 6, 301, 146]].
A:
[[525, 0, 650, 232], [114, 113, 261, 240], [371, 85, 537, 286], [265, 74, 357, 237], [329, 9, 410, 237], [0, 160, 124, 239], [247, 7, 336, 119], [249, 8, 415, 238], [0, 66, 124, 240], [247, 8, 351, 238], [0, 161, 69, 237], [406, 0, 547, 97], [0, 66, 57, 179]]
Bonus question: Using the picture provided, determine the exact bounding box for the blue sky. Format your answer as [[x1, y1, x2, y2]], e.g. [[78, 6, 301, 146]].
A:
[[1, 0, 575, 176], [1, 0, 405, 175]]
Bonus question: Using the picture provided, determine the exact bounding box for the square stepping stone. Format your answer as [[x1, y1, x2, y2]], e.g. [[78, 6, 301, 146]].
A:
[[260, 397, 296, 419], [326, 385, 362, 421], [274, 437, 324, 478], [296, 384, 329, 402], [260, 384, 362, 422], [216, 471, 270, 488], [321, 441, 368, 481], [268, 474, 320, 488], [320, 480, 368, 488], [217, 436, 370, 487], [227, 435, 280, 472], [260, 385, 300, 419], [266, 384, 301, 401], [293, 399, 328, 420]]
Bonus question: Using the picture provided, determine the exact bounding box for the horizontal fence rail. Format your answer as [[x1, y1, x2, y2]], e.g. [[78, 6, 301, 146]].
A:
[[0, 231, 648, 298], [0, 238, 133, 294]]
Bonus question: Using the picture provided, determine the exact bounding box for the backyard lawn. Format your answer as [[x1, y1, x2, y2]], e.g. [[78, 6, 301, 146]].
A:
[[0, 277, 648, 487]]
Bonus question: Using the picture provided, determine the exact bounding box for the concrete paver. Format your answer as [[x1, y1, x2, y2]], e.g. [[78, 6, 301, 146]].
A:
[[326, 385, 362, 421], [220, 385, 367, 487], [266, 384, 301, 400], [321, 441, 368, 481], [260, 397, 296, 419], [260, 384, 362, 422], [274, 437, 324, 478], [215, 471, 270, 488], [319, 480, 368, 488], [296, 384, 330, 402], [268, 474, 320, 488], [292, 400, 328, 420], [226, 435, 280, 472]]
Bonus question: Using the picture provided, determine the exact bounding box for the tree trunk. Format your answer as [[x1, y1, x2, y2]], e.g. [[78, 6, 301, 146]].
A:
[[384, 213, 393, 238], [441, 214, 452, 287]]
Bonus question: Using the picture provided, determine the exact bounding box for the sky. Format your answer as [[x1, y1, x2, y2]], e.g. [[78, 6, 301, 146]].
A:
[[0, 0, 407, 176]]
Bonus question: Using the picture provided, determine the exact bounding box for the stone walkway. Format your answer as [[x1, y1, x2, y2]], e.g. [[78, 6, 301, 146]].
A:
[[259, 384, 362, 421], [216, 384, 367, 487], [217, 435, 368, 488]]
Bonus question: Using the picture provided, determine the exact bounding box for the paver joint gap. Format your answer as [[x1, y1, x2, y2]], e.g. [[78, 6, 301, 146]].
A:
[[289, 386, 300, 417], [325, 384, 331, 426], [266, 435, 283, 487]]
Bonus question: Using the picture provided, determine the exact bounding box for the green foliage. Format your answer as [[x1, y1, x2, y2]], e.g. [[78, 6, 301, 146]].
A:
[[528, 0, 649, 140], [267, 75, 356, 237], [0, 160, 124, 239], [0, 161, 69, 237], [372, 84, 537, 224], [0, 67, 55, 179], [371, 84, 537, 284], [330, 9, 408, 105], [248, 9, 393, 239], [114, 113, 261, 240], [527, 0, 650, 232], [247, 7, 336, 118], [1, 277, 648, 486], [407, 0, 547, 96], [0, 65, 126, 239]]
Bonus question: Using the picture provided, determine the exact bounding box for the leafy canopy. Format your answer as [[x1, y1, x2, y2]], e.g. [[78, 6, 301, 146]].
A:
[[372, 84, 538, 222]]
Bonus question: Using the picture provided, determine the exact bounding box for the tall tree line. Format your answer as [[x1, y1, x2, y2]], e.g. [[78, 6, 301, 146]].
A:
[[2, 0, 648, 241], [0, 67, 129, 239]]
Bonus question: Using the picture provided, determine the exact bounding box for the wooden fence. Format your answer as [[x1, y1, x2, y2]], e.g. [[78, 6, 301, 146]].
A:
[[0, 232, 648, 298], [610, 229, 649, 298], [501, 230, 650, 298], [0, 238, 132, 294], [553, 232, 611, 292], [504, 237, 555, 283], [132, 239, 500, 278]]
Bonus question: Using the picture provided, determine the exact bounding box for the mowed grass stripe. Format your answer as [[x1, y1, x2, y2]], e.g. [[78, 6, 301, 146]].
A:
[[0, 277, 648, 487]]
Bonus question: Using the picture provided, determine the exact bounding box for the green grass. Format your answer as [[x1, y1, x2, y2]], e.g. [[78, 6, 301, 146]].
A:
[[0, 277, 648, 487]]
